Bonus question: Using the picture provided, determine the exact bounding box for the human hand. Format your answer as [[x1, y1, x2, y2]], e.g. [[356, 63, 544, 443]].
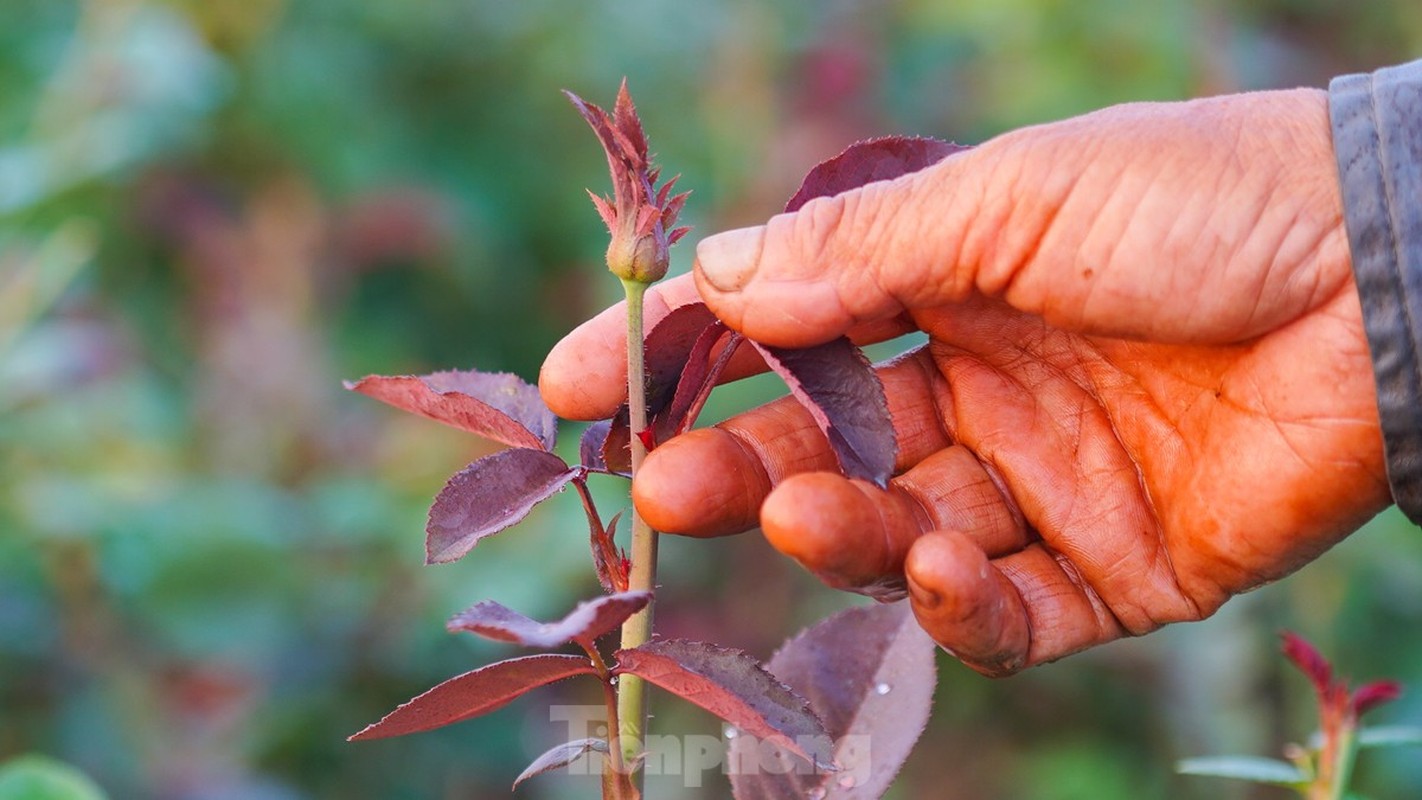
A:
[[540, 87, 1389, 675]]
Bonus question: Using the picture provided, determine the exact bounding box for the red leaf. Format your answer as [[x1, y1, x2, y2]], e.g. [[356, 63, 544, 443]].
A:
[[611, 79, 648, 167], [1281, 631, 1333, 700], [1352, 680, 1404, 718], [513, 738, 609, 790], [446, 591, 651, 650], [784, 136, 969, 213], [730, 602, 937, 800], [662, 322, 735, 439], [348, 654, 598, 741], [613, 640, 832, 768], [752, 339, 896, 487], [425, 449, 574, 564], [345, 370, 556, 451]]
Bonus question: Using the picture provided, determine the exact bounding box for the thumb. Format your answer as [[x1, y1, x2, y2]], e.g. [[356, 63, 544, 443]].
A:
[[697, 90, 1345, 349], [693, 160, 976, 348]]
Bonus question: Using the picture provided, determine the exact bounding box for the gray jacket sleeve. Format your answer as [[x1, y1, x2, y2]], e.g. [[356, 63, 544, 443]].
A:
[[1329, 60, 1422, 525]]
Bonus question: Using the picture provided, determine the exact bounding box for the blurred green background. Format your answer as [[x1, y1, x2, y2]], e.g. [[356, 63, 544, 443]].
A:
[[2, 1, 1421, 798]]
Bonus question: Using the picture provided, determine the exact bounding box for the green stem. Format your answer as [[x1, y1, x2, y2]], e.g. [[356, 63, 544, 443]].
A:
[[1328, 725, 1359, 800], [616, 278, 658, 785]]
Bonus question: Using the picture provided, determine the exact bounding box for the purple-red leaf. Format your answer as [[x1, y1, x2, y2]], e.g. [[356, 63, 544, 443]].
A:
[[643, 302, 721, 411], [571, 477, 630, 593], [600, 410, 633, 475], [753, 137, 958, 486], [613, 640, 832, 769], [513, 738, 609, 789], [785, 136, 969, 213], [447, 591, 651, 650], [345, 370, 557, 451], [580, 420, 615, 473], [730, 602, 937, 800], [348, 654, 598, 741], [662, 322, 735, 439], [753, 340, 896, 487], [426, 449, 574, 564]]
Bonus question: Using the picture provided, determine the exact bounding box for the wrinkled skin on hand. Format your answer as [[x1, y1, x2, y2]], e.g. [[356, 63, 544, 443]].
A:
[[540, 88, 1390, 676]]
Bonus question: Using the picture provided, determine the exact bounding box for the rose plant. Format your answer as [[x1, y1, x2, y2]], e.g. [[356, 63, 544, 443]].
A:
[[344, 82, 963, 798]]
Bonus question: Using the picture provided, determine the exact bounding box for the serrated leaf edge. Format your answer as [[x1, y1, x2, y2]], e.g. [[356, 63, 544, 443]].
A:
[[613, 639, 832, 769]]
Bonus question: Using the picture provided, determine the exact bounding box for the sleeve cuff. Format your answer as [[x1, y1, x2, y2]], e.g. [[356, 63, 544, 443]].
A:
[[1329, 59, 1422, 525]]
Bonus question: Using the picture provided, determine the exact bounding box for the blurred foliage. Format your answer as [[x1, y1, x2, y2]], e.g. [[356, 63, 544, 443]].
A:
[[1, 1, 1421, 798], [0, 755, 108, 800]]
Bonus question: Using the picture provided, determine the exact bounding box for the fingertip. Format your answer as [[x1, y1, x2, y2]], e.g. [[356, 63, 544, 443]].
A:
[[694, 226, 764, 295], [695, 180, 950, 348], [906, 532, 1030, 676], [693, 268, 856, 349], [632, 428, 768, 537], [760, 473, 854, 575], [692, 206, 861, 350], [761, 472, 919, 590], [538, 315, 628, 421]]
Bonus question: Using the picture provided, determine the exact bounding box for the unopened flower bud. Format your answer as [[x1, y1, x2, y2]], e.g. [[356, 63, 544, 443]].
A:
[[566, 80, 690, 286]]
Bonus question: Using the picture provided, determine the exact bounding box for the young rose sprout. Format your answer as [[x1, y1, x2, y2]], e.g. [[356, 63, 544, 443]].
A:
[[1180, 631, 1417, 800], [1280, 631, 1402, 764], [565, 80, 690, 285]]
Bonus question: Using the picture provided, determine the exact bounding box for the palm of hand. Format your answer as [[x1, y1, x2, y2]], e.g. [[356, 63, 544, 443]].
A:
[[876, 289, 1385, 672], [736, 89, 1390, 673]]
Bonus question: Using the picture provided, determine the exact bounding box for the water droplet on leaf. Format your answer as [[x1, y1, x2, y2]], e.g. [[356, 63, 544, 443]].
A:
[[875, 682, 891, 695]]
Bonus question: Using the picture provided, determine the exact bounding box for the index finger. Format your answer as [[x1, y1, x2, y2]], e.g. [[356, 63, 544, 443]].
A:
[[540, 270, 915, 421], [539, 273, 704, 420]]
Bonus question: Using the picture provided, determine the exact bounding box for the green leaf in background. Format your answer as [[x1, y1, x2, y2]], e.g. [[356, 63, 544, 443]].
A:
[[0, 756, 108, 800], [1356, 725, 1422, 749], [1176, 755, 1307, 786]]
